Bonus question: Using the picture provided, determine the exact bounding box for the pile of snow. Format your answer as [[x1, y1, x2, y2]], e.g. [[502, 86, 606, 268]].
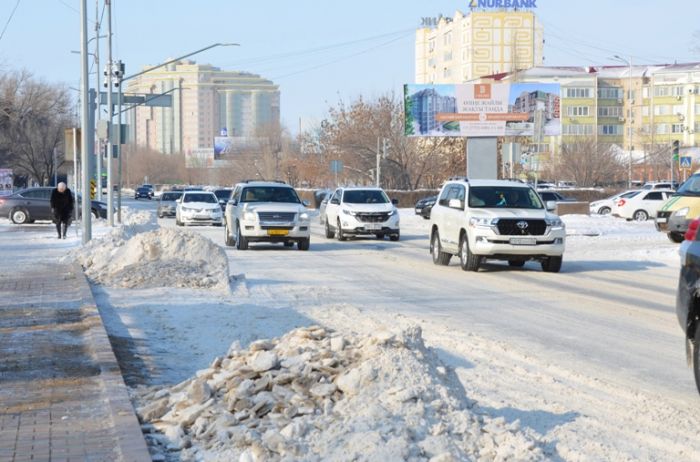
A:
[[133, 326, 542, 461], [69, 209, 229, 290]]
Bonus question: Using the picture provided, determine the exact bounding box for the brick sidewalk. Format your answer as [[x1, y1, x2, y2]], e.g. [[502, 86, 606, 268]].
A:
[[0, 263, 150, 462]]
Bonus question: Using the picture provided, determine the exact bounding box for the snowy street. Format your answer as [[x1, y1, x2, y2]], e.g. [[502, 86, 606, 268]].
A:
[[96, 198, 696, 460], [3, 197, 698, 460]]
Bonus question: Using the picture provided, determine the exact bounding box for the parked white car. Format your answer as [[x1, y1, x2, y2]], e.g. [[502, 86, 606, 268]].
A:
[[429, 178, 566, 272], [175, 191, 223, 226], [611, 189, 675, 221], [323, 187, 400, 241], [589, 190, 641, 215]]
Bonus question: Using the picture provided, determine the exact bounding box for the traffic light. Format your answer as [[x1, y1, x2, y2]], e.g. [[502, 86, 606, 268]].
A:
[[673, 140, 680, 160]]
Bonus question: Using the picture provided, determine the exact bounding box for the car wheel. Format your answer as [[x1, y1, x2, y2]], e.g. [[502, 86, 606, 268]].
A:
[[459, 233, 480, 272], [236, 222, 248, 250], [633, 210, 649, 221], [668, 232, 685, 243], [430, 230, 451, 266], [10, 208, 29, 224], [176, 215, 183, 226], [91, 210, 99, 219], [158, 212, 163, 219], [508, 260, 526, 267], [541, 255, 563, 273], [598, 206, 611, 215], [336, 219, 346, 241], [324, 219, 335, 239], [297, 238, 310, 251], [389, 232, 400, 242], [694, 327, 700, 395], [224, 222, 235, 247]]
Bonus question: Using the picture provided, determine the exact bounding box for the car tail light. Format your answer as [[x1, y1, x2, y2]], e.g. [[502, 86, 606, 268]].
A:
[[617, 199, 626, 207], [685, 218, 700, 241]]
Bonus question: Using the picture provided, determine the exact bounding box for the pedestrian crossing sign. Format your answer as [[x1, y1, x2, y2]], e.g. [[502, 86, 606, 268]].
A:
[[680, 156, 692, 169]]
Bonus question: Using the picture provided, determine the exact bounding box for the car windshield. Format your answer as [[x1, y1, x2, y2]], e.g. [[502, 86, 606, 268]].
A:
[[214, 190, 232, 201], [161, 192, 182, 201], [343, 190, 389, 204], [183, 193, 217, 203], [675, 176, 700, 197], [469, 186, 543, 209], [240, 186, 300, 203]]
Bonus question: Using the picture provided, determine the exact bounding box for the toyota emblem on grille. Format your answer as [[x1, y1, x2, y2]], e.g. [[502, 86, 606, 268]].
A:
[[272, 214, 280, 219], [516, 220, 529, 230]]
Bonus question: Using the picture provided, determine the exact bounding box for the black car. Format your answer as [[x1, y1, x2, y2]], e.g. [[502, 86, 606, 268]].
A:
[[213, 189, 233, 211], [538, 191, 576, 211], [135, 186, 152, 200], [415, 195, 437, 220], [0, 187, 110, 224], [677, 218, 700, 393], [157, 191, 183, 218]]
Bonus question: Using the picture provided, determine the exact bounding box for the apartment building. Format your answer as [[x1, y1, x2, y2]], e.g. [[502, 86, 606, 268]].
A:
[[126, 61, 280, 155]]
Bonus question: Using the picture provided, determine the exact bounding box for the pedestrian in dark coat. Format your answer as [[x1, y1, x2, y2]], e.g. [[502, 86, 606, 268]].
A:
[[50, 182, 74, 239]]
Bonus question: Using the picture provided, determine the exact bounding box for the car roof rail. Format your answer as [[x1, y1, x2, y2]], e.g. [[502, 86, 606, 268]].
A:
[[447, 176, 469, 182], [241, 179, 288, 184]]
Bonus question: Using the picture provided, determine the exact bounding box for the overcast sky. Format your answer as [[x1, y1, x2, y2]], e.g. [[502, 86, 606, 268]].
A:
[[1, 0, 698, 133]]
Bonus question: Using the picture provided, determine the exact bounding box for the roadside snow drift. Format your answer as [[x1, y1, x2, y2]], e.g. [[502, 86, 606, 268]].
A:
[[71, 210, 229, 290], [133, 325, 542, 461]]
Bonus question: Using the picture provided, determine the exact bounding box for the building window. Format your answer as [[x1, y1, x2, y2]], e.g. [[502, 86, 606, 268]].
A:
[[672, 124, 684, 133], [654, 105, 671, 116], [597, 106, 623, 117], [642, 87, 649, 99], [566, 106, 589, 117], [642, 106, 649, 116], [443, 67, 451, 78], [655, 124, 669, 134], [598, 124, 623, 135], [672, 104, 685, 115], [654, 86, 671, 97], [444, 31, 452, 46], [562, 124, 594, 135], [565, 88, 591, 98], [444, 52, 452, 62], [695, 122, 700, 133], [640, 124, 650, 134], [597, 87, 622, 99], [672, 86, 684, 96], [428, 39, 435, 52]]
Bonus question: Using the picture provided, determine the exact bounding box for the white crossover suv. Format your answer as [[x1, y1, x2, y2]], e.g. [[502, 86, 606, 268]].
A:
[[323, 187, 400, 241], [175, 190, 223, 226], [224, 181, 311, 250], [429, 178, 566, 272]]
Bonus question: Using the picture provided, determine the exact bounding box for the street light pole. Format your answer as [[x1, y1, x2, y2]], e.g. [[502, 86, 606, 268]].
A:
[[95, 0, 102, 202], [106, 0, 113, 226], [80, 0, 91, 243]]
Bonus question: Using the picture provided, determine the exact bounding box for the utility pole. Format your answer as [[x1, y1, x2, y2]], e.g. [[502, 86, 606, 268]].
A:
[[80, 0, 91, 242], [105, 0, 113, 226], [95, 0, 102, 201], [376, 137, 380, 187], [116, 60, 124, 223]]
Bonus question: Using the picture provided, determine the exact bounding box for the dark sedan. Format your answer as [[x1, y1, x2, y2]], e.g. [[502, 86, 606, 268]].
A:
[[677, 217, 700, 394], [213, 189, 232, 211], [415, 195, 437, 220], [134, 187, 152, 200], [0, 187, 109, 224]]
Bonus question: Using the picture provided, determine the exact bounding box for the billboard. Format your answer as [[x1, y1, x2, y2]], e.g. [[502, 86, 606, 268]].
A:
[[404, 82, 560, 138], [0, 169, 12, 196]]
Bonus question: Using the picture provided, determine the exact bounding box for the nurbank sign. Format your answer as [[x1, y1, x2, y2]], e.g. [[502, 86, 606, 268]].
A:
[[470, 0, 537, 7]]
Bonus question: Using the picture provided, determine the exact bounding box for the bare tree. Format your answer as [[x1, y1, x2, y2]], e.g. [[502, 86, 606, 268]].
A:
[[549, 138, 625, 186], [0, 70, 74, 185]]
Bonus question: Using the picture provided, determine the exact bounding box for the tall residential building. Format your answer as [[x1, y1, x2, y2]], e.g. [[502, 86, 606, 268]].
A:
[[126, 61, 280, 155], [415, 9, 544, 84]]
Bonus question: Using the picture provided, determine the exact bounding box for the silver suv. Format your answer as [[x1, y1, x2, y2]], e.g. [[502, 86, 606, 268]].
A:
[[429, 178, 566, 272], [224, 181, 311, 250]]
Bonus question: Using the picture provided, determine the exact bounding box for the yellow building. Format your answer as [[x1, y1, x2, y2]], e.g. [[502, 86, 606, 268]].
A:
[[415, 9, 544, 84]]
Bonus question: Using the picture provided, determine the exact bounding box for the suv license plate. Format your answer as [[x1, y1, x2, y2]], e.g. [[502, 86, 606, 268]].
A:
[[268, 229, 289, 236], [365, 224, 382, 230], [510, 237, 536, 245], [656, 217, 667, 223]]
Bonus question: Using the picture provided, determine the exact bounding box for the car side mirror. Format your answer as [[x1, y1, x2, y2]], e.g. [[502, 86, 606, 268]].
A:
[[302, 199, 310, 207], [391, 199, 399, 206], [331, 199, 340, 205], [448, 199, 463, 210], [546, 200, 556, 211]]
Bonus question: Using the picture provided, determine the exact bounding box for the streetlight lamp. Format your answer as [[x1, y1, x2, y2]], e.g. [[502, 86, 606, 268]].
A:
[[612, 55, 633, 188]]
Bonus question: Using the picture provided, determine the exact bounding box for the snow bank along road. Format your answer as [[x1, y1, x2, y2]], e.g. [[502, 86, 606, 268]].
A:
[[42, 197, 700, 460]]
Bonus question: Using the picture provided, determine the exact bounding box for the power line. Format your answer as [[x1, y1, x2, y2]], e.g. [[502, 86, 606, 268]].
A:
[[56, 0, 96, 25], [0, 0, 21, 44]]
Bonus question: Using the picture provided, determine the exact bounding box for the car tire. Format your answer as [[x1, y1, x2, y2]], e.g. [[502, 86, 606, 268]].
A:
[[668, 232, 685, 243], [598, 206, 611, 215], [176, 216, 183, 226], [508, 260, 526, 267], [225, 222, 235, 247], [236, 222, 248, 250], [324, 219, 335, 239], [633, 210, 649, 221], [430, 230, 451, 266], [694, 327, 700, 395], [158, 212, 163, 219], [297, 238, 310, 251], [459, 233, 480, 272], [91, 210, 99, 219], [10, 207, 29, 224], [336, 219, 346, 241], [541, 255, 563, 273], [389, 232, 400, 242]]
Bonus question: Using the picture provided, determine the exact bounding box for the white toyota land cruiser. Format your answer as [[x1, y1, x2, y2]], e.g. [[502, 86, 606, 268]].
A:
[[429, 177, 566, 272], [224, 181, 311, 250]]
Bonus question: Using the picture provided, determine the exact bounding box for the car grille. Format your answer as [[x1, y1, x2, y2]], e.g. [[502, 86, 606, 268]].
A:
[[656, 211, 672, 219], [257, 212, 296, 222], [355, 212, 390, 223], [496, 219, 547, 236]]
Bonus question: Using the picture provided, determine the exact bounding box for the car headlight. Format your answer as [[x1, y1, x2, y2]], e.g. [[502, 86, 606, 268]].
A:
[[342, 209, 356, 216], [469, 217, 493, 228], [674, 207, 690, 218], [243, 211, 257, 221], [181, 206, 195, 212], [546, 217, 564, 228], [299, 212, 310, 221]]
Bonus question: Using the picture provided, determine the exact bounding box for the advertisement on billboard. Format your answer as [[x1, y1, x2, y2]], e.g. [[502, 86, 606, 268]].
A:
[[404, 82, 560, 138], [0, 169, 13, 196]]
